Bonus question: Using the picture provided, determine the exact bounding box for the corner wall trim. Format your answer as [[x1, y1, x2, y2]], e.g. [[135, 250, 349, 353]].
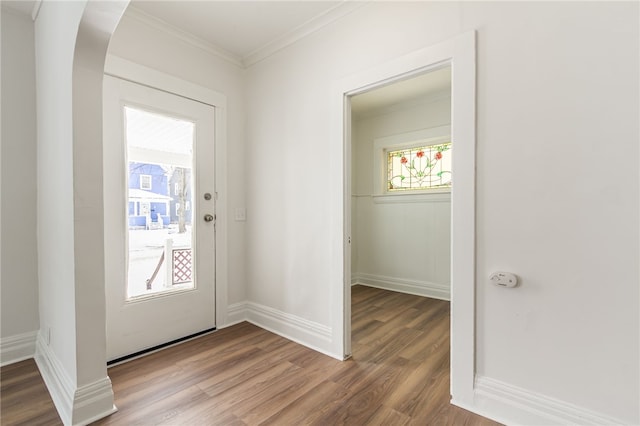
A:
[[352, 274, 450, 301], [0, 330, 38, 366], [244, 302, 337, 359], [473, 375, 627, 426]]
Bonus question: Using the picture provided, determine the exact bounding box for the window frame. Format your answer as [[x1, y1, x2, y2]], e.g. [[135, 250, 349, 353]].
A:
[[139, 174, 152, 190]]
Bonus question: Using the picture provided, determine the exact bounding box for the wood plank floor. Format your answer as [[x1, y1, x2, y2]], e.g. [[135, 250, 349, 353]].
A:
[[0, 359, 62, 425], [1, 286, 501, 425]]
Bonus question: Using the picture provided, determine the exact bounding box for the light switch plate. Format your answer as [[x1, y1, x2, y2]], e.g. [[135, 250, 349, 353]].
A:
[[235, 208, 246, 221]]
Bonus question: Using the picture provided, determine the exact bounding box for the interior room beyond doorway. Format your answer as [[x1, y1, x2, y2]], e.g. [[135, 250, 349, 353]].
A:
[[350, 66, 453, 303]]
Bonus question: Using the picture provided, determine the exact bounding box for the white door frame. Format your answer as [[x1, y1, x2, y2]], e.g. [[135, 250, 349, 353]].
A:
[[104, 55, 230, 329], [330, 31, 476, 407]]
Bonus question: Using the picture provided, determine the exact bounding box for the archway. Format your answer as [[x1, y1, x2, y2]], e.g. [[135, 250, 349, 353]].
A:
[[70, 2, 131, 423], [33, 2, 130, 424]]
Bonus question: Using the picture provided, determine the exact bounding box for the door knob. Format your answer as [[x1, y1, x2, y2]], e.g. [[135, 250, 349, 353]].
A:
[[204, 214, 214, 222]]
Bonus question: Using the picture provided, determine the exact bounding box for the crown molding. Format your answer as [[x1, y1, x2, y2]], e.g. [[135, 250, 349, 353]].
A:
[[243, 1, 369, 67], [0, 0, 37, 20], [31, 0, 41, 21], [124, 5, 244, 68], [123, 1, 368, 69]]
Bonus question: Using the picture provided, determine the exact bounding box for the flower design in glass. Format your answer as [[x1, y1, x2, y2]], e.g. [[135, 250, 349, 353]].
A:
[[387, 142, 452, 191]]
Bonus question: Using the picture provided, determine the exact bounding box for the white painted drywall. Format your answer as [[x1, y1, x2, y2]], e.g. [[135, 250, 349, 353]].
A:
[[0, 8, 40, 350], [467, 2, 639, 422], [34, 1, 126, 423], [351, 96, 452, 298], [106, 11, 247, 309], [245, 0, 463, 335], [245, 1, 638, 423], [34, 0, 87, 384]]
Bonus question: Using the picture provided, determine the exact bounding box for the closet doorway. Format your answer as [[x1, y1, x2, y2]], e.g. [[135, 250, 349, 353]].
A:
[[347, 66, 454, 406], [349, 66, 452, 305], [347, 64, 454, 355]]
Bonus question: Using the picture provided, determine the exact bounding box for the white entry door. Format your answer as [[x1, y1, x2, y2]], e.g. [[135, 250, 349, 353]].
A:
[[104, 76, 216, 362]]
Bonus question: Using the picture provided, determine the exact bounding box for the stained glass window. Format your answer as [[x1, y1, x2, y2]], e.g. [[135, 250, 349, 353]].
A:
[[387, 142, 451, 191]]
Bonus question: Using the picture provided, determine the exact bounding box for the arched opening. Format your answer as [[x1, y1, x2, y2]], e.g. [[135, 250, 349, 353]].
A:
[[69, 2, 131, 422], [33, 2, 130, 424]]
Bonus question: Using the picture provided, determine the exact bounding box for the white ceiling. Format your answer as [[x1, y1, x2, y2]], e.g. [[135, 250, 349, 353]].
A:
[[129, 0, 348, 64], [127, 1, 451, 113], [2, 0, 450, 115], [351, 66, 452, 118]]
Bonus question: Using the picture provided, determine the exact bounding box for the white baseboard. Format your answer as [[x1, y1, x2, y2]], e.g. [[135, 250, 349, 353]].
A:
[[218, 302, 340, 360], [225, 301, 248, 328], [243, 301, 337, 359], [0, 330, 37, 366], [35, 332, 75, 424], [35, 332, 116, 425], [352, 273, 450, 301], [72, 377, 117, 426], [471, 375, 628, 426]]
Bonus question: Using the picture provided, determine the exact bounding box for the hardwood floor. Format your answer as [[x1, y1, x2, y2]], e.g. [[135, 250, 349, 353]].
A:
[[0, 359, 62, 425], [1, 286, 500, 425]]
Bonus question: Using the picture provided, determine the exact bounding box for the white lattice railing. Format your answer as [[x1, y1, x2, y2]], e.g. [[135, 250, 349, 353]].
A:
[[163, 238, 193, 287]]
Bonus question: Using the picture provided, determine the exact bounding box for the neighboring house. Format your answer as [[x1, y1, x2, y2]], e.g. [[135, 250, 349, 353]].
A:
[[128, 162, 193, 229], [128, 162, 171, 229], [168, 167, 193, 225]]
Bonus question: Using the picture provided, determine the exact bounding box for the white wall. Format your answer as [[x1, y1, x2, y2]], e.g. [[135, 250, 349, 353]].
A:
[[245, 1, 638, 424], [106, 10, 247, 310], [352, 96, 451, 299], [468, 2, 639, 422], [34, 0, 86, 384], [34, 2, 127, 423], [0, 7, 40, 363]]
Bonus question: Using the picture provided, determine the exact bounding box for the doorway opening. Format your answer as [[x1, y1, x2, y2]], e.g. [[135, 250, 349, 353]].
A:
[[349, 65, 452, 298], [348, 65, 453, 355], [336, 30, 476, 407]]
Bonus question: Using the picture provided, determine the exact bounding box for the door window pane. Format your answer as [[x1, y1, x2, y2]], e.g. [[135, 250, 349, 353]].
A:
[[124, 106, 196, 298]]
